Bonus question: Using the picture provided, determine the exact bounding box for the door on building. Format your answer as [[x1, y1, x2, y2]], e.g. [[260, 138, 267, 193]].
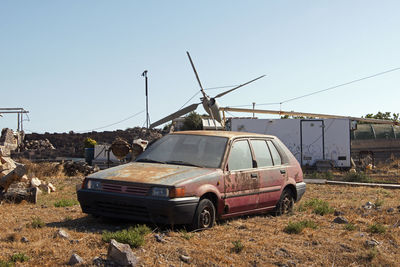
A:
[[301, 120, 324, 166]]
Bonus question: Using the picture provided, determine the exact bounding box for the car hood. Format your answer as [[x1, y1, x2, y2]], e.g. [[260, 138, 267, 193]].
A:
[[87, 162, 218, 186]]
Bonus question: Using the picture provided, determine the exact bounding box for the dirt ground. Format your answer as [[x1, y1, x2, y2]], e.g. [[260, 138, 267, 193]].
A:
[[0, 174, 399, 266]]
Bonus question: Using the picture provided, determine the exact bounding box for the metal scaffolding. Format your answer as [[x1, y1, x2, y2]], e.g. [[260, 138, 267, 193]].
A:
[[0, 108, 29, 131]]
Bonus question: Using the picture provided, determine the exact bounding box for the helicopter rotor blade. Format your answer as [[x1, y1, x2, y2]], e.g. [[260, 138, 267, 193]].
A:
[[186, 51, 207, 97], [214, 75, 266, 99], [150, 103, 200, 128]]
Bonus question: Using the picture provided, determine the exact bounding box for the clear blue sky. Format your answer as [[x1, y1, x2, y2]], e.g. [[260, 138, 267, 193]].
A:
[[1, 1, 399, 133]]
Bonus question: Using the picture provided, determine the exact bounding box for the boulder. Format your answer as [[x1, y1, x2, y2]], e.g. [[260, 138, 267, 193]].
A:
[[107, 239, 138, 266], [30, 177, 41, 188], [68, 253, 84, 265]]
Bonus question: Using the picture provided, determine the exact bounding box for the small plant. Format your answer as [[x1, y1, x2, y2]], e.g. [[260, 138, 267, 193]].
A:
[[179, 229, 194, 240], [84, 137, 97, 148], [366, 247, 379, 261], [343, 171, 371, 183], [296, 203, 306, 212], [30, 216, 45, 228], [102, 225, 151, 248], [0, 260, 13, 267], [344, 223, 356, 231], [231, 240, 244, 253], [54, 199, 79, 208], [374, 199, 384, 208], [304, 198, 334, 215], [10, 253, 29, 263], [367, 223, 386, 234], [284, 220, 317, 234]]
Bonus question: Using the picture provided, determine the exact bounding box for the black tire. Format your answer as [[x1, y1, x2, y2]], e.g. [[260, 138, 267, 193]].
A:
[[274, 189, 294, 216], [191, 198, 216, 230]]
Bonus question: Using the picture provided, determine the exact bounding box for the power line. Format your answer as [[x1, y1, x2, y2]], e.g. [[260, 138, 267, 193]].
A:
[[178, 91, 201, 111], [77, 110, 145, 133], [280, 66, 400, 104]]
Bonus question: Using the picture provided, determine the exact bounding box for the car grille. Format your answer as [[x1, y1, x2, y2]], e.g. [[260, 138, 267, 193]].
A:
[[102, 182, 150, 196], [96, 201, 149, 219]]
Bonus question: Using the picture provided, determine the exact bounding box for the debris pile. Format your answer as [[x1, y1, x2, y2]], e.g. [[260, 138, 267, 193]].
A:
[[20, 139, 56, 151], [0, 154, 56, 204], [63, 161, 99, 176]]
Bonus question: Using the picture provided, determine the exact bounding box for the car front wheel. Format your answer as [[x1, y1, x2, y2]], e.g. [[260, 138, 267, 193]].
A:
[[192, 198, 215, 230]]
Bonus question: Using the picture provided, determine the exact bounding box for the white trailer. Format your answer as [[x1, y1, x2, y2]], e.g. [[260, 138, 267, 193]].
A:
[[229, 118, 352, 168]]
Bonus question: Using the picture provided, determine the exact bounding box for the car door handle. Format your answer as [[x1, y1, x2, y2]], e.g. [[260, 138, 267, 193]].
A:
[[280, 169, 286, 174], [251, 173, 258, 178]]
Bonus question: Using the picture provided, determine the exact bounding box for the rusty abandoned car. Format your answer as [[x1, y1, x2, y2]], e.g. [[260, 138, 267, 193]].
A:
[[77, 131, 306, 229]]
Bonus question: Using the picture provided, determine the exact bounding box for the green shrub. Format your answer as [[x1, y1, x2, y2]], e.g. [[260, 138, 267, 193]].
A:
[[304, 198, 334, 215], [367, 223, 386, 234], [179, 229, 194, 240], [231, 240, 244, 253], [182, 112, 202, 130], [30, 217, 45, 228], [0, 260, 13, 267], [102, 225, 151, 248], [374, 199, 384, 208], [84, 137, 97, 148], [344, 223, 356, 231], [10, 253, 29, 263], [284, 220, 317, 234], [343, 172, 371, 183], [54, 199, 79, 208]]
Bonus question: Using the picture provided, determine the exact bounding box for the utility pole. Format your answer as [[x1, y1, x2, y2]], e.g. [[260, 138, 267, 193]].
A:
[[142, 70, 150, 128], [252, 102, 256, 118]]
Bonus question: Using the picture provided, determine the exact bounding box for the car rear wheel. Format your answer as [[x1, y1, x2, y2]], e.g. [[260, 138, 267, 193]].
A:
[[274, 189, 294, 216], [192, 198, 215, 230]]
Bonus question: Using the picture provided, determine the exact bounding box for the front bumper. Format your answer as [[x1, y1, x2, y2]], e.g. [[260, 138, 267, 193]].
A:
[[295, 182, 306, 202], [77, 189, 199, 225]]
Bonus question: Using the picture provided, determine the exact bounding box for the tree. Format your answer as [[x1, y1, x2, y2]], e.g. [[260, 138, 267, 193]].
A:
[[182, 112, 203, 130], [364, 112, 399, 122]]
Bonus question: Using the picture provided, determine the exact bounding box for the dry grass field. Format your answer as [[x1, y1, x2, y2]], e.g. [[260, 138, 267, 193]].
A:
[[0, 163, 399, 266]]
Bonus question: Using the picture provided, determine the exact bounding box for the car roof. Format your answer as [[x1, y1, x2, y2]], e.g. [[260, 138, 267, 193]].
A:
[[171, 130, 276, 140]]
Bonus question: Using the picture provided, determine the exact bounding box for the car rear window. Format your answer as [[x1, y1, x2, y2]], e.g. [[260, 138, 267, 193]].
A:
[[250, 140, 273, 167], [267, 140, 282, 165]]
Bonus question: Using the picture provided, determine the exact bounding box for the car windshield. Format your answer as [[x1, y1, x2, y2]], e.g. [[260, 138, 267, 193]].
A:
[[136, 134, 228, 168]]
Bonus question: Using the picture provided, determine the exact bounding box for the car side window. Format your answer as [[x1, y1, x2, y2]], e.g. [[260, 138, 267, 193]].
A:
[[250, 140, 273, 167], [228, 140, 253, 171], [267, 140, 282, 165]]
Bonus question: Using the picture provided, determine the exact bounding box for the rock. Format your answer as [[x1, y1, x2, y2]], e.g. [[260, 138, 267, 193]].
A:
[[48, 183, 56, 192], [387, 208, 394, 213], [21, 236, 29, 243], [20, 175, 29, 183], [39, 183, 51, 194], [30, 177, 41, 188], [154, 234, 165, 243], [107, 239, 138, 266], [274, 248, 291, 258], [68, 253, 84, 265], [333, 216, 349, 224], [365, 239, 380, 247], [363, 202, 374, 210], [334, 210, 344, 216], [179, 255, 191, 263], [92, 257, 107, 266], [0, 146, 11, 157], [55, 229, 70, 239], [0, 156, 16, 171], [0, 163, 27, 193]]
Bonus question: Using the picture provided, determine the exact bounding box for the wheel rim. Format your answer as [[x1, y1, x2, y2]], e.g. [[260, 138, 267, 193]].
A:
[[281, 196, 293, 214], [200, 207, 212, 228]]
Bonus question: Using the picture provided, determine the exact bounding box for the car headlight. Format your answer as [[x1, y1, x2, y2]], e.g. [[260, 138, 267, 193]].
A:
[[150, 187, 169, 198], [86, 180, 102, 190]]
